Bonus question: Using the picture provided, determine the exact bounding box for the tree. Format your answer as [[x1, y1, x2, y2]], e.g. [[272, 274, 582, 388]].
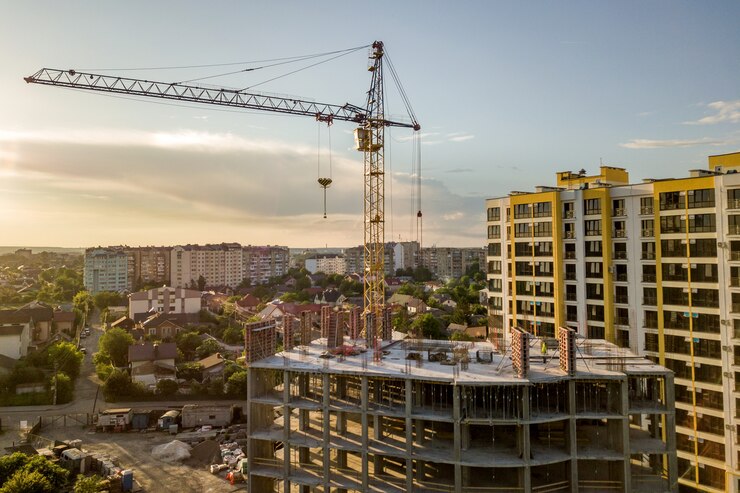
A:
[[177, 362, 203, 382], [18, 456, 68, 492], [48, 342, 83, 380], [451, 331, 476, 342], [74, 474, 103, 493], [176, 331, 202, 360], [93, 291, 124, 311], [222, 326, 243, 345], [72, 291, 94, 318], [156, 379, 179, 396], [50, 372, 73, 404], [196, 339, 221, 360], [98, 328, 134, 367], [102, 370, 134, 402], [197, 275, 207, 291], [226, 370, 248, 396], [411, 314, 445, 339], [0, 453, 28, 485], [0, 469, 53, 493]]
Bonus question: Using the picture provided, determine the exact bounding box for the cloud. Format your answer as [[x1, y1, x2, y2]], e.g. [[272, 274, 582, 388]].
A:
[[620, 137, 728, 149], [448, 134, 474, 142], [445, 168, 474, 173], [684, 100, 740, 125], [0, 126, 487, 247]]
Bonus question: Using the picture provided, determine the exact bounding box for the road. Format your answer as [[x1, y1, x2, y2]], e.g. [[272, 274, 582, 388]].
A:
[[0, 323, 247, 423]]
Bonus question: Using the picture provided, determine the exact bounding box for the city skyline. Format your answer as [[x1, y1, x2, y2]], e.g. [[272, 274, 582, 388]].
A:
[[1, 1, 739, 248]]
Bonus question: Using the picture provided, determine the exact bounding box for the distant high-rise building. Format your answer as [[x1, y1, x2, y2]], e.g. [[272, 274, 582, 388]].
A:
[[83, 247, 130, 293], [242, 245, 290, 285], [421, 246, 485, 280], [305, 254, 346, 275], [391, 241, 419, 272], [485, 151, 740, 492], [170, 243, 243, 289]]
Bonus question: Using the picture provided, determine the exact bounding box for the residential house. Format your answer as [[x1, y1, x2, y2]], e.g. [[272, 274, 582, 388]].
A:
[[140, 313, 185, 340], [387, 293, 428, 314], [110, 316, 136, 332], [235, 293, 261, 315], [203, 292, 230, 314], [314, 288, 346, 306], [0, 325, 30, 359], [128, 342, 177, 387], [128, 286, 202, 323], [53, 310, 75, 334], [0, 302, 54, 347], [384, 277, 403, 293], [197, 353, 226, 382]]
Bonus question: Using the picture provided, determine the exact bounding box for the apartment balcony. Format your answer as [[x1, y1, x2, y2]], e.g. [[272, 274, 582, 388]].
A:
[[566, 292, 578, 301], [615, 317, 630, 326], [733, 303, 740, 313], [565, 272, 577, 281], [641, 252, 656, 260], [731, 277, 740, 287], [564, 251, 576, 259], [613, 251, 627, 260], [640, 206, 654, 215], [641, 229, 654, 238], [564, 231, 576, 239], [613, 230, 627, 238], [563, 210, 574, 219], [614, 295, 629, 304], [729, 224, 740, 236], [585, 230, 602, 237], [615, 273, 628, 282], [731, 251, 740, 261], [643, 296, 657, 306], [613, 208, 626, 217], [729, 199, 740, 210], [642, 274, 657, 283]]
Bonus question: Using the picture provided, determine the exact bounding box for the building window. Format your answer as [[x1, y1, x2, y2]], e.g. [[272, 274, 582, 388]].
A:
[[514, 223, 530, 238], [563, 202, 574, 219], [659, 191, 684, 211], [586, 262, 602, 278], [585, 220, 602, 236], [487, 207, 501, 221], [488, 225, 500, 239], [532, 201, 552, 218], [612, 199, 625, 216], [687, 188, 714, 209], [586, 283, 603, 300], [587, 325, 605, 338], [659, 215, 684, 234], [584, 198, 601, 215], [585, 241, 602, 257], [532, 222, 552, 237], [641, 219, 654, 237], [514, 204, 531, 219], [688, 213, 715, 233]]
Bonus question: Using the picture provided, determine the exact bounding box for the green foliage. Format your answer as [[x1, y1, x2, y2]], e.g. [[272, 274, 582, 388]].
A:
[[0, 453, 69, 493], [102, 370, 134, 402], [197, 275, 207, 291], [98, 328, 134, 367], [36, 268, 83, 303], [450, 331, 476, 342], [0, 469, 53, 493], [177, 362, 203, 382], [93, 291, 124, 311], [94, 362, 114, 381], [50, 372, 74, 404], [226, 370, 248, 396], [74, 474, 104, 493], [48, 342, 83, 380], [411, 314, 445, 339], [279, 291, 310, 303], [207, 379, 224, 396], [196, 339, 221, 360], [72, 291, 95, 317], [294, 275, 311, 290], [392, 310, 410, 333], [156, 379, 179, 396], [0, 453, 28, 485], [222, 326, 243, 345], [176, 331, 202, 360]]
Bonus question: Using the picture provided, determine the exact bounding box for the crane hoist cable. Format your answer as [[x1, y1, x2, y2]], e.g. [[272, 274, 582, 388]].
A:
[[317, 121, 333, 219]]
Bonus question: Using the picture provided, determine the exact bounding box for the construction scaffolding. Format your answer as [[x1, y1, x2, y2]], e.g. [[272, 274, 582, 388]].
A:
[[243, 319, 277, 364]]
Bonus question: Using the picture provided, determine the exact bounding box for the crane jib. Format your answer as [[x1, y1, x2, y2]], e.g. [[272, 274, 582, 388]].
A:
[[24, 68, 418, 129]]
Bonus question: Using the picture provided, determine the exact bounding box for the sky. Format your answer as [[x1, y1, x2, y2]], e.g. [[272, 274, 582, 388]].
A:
[[1, 1, 740, 249]]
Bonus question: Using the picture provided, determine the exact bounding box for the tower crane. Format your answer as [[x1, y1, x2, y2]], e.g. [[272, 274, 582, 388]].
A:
[[25, 41, 420, 352]]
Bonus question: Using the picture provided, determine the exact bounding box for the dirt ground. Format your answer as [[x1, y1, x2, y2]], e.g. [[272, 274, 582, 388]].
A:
[[29, 427, 245, 493]]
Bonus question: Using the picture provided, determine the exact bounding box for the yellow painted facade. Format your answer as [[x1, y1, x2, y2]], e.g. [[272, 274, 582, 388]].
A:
[[708, 151, 740, 170]]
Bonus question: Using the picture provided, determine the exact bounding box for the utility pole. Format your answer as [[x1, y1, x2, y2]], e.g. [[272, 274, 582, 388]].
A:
[[52, 362, 58, 406]]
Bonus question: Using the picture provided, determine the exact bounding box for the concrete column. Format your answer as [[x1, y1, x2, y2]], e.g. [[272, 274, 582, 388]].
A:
[[361, 376, 369, 490], [521, 385, 531, 493], [568, 380, 578, 493], [664, 374, 678, 492], [405, 379, 414, 493], [453, 385, 462, 493], [283, 370, 291, 491], [620, 378, 631, 493], [246, 368, 255, 493], [323, 374, 331, 490]]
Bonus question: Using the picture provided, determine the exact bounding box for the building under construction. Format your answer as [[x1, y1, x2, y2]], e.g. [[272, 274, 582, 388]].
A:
[[244, 321, 677, 493]]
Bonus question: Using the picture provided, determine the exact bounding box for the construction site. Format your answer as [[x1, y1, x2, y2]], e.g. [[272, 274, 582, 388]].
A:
[[244, 318, 678, 493]]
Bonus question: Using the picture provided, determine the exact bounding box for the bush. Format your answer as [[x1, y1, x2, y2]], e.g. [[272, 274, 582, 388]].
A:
[[95, 363, 114, 381], [226, 370, 248, 396], [74, 474, 104, 493], [50, 373, 74, 404], [156, 379, 179, 396]]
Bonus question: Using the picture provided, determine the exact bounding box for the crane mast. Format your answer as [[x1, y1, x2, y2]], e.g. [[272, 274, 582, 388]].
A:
[[25, 40, 419, 351]]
